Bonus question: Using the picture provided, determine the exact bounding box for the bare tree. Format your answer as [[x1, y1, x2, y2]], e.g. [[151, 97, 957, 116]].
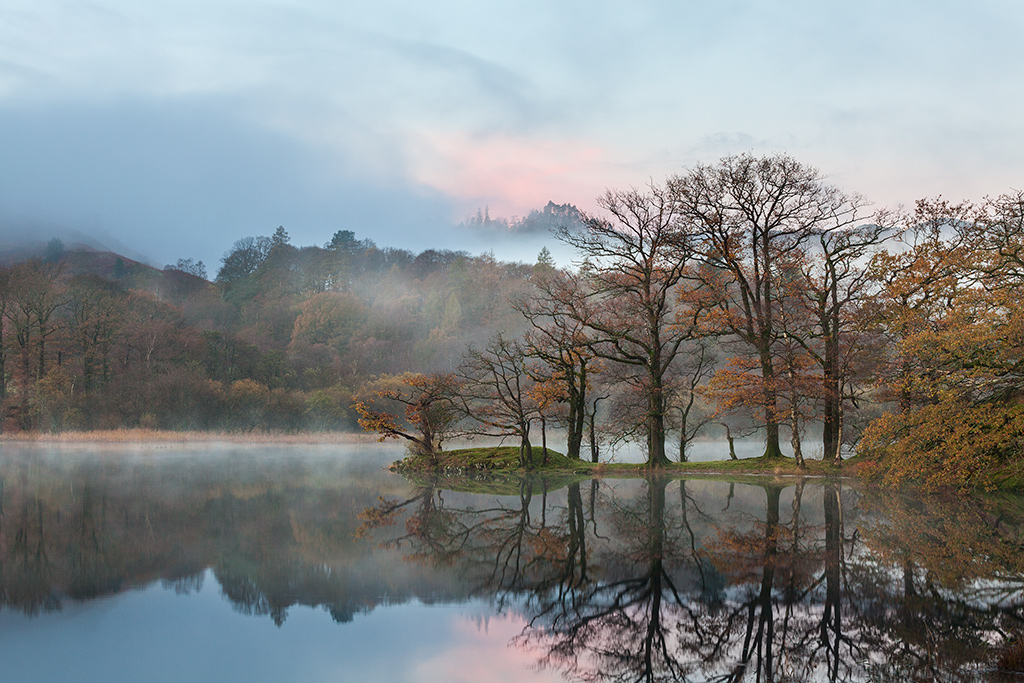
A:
[[515, 268, 594, 460], [65, 275, 125, 392], [4, 260, 66, 428], [0, 267, 10, 402], [671, 153, 867, 459], [796, 217, 896, 464], [458, 334, 543, 468], [670, 338, 717, 463], [556, 183, 698, 468]]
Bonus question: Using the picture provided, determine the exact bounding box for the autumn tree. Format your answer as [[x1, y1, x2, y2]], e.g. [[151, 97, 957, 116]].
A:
[[555, 183, 697, 467], [287, 290, 367, 376], [792, 217, 895, 464], [458, 334, 542, 468], [864, 199, 976, 413], [225, 378, 270, 431], [973, 190, 1024, 286], [861, 197, 1024, 489], [65, 275, 125, 392], [354, 372, 461, 463], [671, 153, 867, 459], [515, 268, 595, 460]]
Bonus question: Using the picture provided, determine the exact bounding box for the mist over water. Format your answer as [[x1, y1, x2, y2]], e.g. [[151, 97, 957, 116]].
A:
[[1, 442, 1022, 682]]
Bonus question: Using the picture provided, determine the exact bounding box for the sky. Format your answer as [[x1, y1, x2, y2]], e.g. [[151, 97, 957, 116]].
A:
[[0, 0, 1022, 271]]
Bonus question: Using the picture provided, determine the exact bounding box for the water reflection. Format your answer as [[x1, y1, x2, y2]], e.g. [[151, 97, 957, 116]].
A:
[[362, 475, 1024, 682], [1, 446, 1023, 682]]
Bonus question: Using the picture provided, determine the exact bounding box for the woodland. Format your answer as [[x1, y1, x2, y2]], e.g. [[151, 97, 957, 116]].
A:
[[1, 154, 1022, 489]]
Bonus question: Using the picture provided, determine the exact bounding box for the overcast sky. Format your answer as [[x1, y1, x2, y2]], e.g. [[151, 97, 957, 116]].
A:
[[1, 1, 1022, 270]]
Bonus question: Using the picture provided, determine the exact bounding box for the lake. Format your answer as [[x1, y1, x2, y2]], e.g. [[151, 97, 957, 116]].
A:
[[0, 442, 1021, 682]]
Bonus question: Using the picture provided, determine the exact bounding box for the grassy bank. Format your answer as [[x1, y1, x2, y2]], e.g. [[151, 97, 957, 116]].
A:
[[392, 446, 588, 473], [392, 445, 850, 479]]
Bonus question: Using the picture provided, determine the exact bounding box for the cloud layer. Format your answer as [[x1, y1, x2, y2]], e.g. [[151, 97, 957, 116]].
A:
[[1, 1, 1022, 267]]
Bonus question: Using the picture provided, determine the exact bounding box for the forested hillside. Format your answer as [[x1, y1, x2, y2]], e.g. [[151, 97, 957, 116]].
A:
[[0, 227, 536, 433], [3, 155, 1023, 489]]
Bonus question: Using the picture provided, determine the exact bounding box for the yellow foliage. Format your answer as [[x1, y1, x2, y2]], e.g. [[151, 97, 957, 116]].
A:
[[860, 198, 1024, 488], [861, 397, 1024, 490]]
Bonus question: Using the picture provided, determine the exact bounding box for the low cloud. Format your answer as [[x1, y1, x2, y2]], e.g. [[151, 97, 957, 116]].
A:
[[0, 97, 458, 268]]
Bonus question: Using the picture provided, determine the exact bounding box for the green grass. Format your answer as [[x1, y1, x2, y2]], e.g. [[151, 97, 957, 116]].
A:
[[401, 470, 590, 496], [392, 446, 852, 482], [393, 446, 591, 474], [968, 458, 1024, 491], [672, 455, 845, 475], [392, 446, 592, 495]]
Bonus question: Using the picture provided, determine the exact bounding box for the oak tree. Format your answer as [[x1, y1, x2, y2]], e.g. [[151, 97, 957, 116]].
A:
[[354, 372, 462, 463], [556, 183, 696, 467], [671, 153, 866, 459]]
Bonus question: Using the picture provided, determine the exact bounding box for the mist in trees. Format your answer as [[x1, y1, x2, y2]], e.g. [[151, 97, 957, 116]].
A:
[[1, 155, 1022, 485], [0, 229, 536, 434]]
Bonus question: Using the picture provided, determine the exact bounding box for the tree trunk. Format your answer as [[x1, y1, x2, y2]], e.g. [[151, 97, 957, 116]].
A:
[[589, 413, 599, 463], [519, 427, 533, 469], [648, 415, 669, 468], [566, 397, 582, 459], [821, 335, 840, 462], [790, 412, 805, 469], [759, 349, 783, 458], [541, 416, 548, 465], [724, 424, 738, 461], [647, 378, 670, 468], [588, 395, 606, 463], [566, 365, 586, 460], [831, 421, 843, 466], [678, 409, 688, 463]]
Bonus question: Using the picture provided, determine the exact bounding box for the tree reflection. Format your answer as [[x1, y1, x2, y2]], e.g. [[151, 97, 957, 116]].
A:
[[358, 476, 593, 605], [0, 452, 460, 624], [521, 476, 700, 682], [4, 451, 1024, 681], [848, 491, 1024, 681], [367, 476, 1024, 682]]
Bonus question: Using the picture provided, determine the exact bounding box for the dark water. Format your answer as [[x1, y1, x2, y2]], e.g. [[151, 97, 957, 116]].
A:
[[1, 444, 1023, 682]]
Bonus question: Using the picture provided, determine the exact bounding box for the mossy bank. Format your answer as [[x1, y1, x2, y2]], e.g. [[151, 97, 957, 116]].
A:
[[391, 446, 853, 480]]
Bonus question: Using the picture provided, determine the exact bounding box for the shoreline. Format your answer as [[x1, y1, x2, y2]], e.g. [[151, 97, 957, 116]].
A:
[[391, 445, 858, 480], [0, 429, 377, 445]]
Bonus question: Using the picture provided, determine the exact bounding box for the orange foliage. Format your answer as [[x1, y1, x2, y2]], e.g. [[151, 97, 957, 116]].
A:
[[353, 372, 461, 458], [861, 397, 1024, 490], [860, 197, 1024, 488]]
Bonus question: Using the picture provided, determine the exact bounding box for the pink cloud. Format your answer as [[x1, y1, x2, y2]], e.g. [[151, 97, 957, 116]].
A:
[[409, 612, 562, 683], [410, 132, 615, 219]]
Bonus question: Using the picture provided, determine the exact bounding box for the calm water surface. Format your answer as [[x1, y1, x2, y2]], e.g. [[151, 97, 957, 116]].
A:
[[1, 443, 1022, 682]]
